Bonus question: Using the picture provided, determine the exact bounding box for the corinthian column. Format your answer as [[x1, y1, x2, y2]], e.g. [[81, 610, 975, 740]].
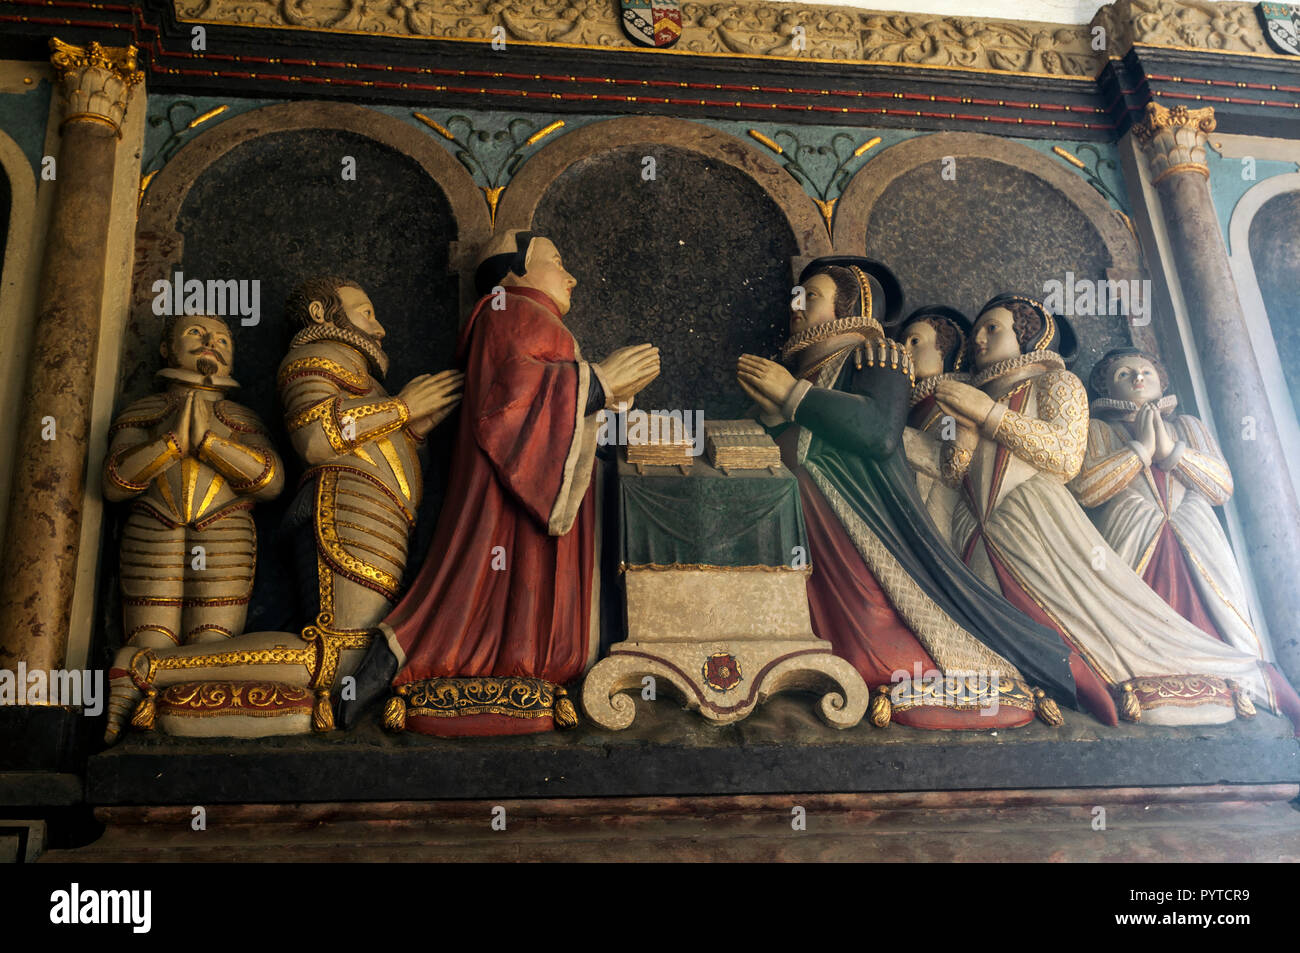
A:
[[1134, 101, 1300, 685], [0, 39, 142, 673]]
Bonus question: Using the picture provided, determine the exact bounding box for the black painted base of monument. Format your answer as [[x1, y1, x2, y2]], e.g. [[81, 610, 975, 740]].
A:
[[0, 706, 92, 777], [86, 693, 1300, 805]]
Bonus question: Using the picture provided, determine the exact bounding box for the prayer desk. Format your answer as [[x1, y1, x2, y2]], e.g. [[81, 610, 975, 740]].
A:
[[581, 454, 868, 728]]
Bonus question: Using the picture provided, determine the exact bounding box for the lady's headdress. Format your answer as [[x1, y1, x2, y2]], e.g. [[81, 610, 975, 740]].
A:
[[782, 257, 903, 363], [899, 304, 971, 372], [797, 256, 904, 328], [976, 292, 1078, 365]]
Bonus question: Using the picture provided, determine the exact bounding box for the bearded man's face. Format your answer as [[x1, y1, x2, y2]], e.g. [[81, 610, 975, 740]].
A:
[[335, 285, 386, 341], [313, 284, 390, 377], [166, 315, 233, 378]]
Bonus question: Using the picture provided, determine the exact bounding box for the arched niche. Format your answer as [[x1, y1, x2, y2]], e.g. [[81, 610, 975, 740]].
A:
[[119, 101, 490, 636], [0, 130, 39, 550], [1227, 173, 1300, 504], [834, 132, 1144, 383], [1247, 192, 1300, 412], [495, 116, 833, 418], [128, 101, 489, 405]]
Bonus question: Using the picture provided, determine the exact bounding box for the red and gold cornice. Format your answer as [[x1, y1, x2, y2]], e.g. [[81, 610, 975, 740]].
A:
[[3, 0, 1299, 140]]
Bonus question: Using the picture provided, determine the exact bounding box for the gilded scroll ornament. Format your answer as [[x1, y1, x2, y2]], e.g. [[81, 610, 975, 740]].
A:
[[140, 102, 231, 205], [396, 676, 563, 719], [411, 113, 561, 229], [747, 129, 881, 235], [160, 681, 314, 713]]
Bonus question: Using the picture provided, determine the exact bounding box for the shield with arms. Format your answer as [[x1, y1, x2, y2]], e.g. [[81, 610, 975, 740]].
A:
[[621, 0, 683, 48], [1259, 2, 1300, 55]]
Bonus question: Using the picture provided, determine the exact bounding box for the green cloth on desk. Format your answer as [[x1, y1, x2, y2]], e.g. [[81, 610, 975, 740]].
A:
[[618, 457, 807, 568]]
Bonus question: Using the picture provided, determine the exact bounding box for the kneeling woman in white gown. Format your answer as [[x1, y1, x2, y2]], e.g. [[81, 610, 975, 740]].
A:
[[932, 294, 1300, 731], [1070, 347, 1267, 660]]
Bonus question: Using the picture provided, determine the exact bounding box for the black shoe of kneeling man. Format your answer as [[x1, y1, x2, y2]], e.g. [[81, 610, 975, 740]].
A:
[[337, 636, 399, 731]]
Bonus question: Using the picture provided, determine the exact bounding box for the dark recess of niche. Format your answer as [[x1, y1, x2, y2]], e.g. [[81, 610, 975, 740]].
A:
[[533, 144, 798, 419], [1249, 191, 1300, 420], [0, 165, 10, 284], [863, 157, 1131, 384], [98, 127, 461, 653]]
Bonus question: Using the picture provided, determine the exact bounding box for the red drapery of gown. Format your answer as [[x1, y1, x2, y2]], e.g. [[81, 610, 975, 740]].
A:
[[1138, 447, 1300, 730], [1140, 466, 1224, 641], [777, 428, 1035, 729], [382, 286, 596, 736]]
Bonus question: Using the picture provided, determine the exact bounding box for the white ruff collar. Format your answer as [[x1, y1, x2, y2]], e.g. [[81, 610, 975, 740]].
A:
[[781, 315, 885, 362], [290, 324, 388, 378], [969, 350, 1066, 389], [156, 366, 239, 391], [909, 371, 970, 408], [1091, 394, 1178, 421]]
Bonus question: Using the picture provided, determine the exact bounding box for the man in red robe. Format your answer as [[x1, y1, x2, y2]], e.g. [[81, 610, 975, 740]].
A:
[[343, 231, 659, 735]]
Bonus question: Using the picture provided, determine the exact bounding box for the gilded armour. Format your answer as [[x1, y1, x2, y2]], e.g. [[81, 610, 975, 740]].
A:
[[104, 382, 284, 645], [278, 337, 424, 615]]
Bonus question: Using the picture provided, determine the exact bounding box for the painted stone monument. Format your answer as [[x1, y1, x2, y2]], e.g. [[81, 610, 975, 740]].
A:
[[103, 313, 284, 649], [103, 282, 463, 739], [1072, 347, 1269, 659]]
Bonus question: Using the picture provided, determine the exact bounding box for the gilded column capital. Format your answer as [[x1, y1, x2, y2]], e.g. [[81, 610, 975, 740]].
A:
[[1132, 101, 1216, 186], [48, 37, 144, 136]]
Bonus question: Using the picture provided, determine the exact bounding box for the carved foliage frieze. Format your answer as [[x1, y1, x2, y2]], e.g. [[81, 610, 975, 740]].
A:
[[176, 0, 1101, 75], [1090, 0, 1271, 55], [174, 0, 1283, 77]]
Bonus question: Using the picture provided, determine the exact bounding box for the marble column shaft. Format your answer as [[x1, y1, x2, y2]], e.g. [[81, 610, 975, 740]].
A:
[[1138, 103, 1300, 687], [0, 41, 140, 673]]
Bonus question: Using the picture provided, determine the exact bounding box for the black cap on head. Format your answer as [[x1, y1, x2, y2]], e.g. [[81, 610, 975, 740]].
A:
[[474, 230, 536, 298]]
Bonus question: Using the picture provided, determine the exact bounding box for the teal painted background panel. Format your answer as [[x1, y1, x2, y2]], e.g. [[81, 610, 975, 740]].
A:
[[0, 79, 53, 175], [140, 93, 1131, 219], [1205, 145, 1298, 253]]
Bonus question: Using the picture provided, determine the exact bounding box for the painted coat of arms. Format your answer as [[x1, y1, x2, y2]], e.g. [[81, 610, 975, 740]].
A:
[[620, 0, 683, 48], [1259, 2, 1300, 55]]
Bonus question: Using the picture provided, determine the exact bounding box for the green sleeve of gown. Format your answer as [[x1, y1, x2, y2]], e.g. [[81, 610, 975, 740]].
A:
[[791, 358, 911, 459]]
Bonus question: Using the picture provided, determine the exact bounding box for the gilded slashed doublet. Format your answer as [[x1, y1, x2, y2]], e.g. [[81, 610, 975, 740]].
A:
[[104, 389, 283, 643], [278, 339, 424, 617]]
